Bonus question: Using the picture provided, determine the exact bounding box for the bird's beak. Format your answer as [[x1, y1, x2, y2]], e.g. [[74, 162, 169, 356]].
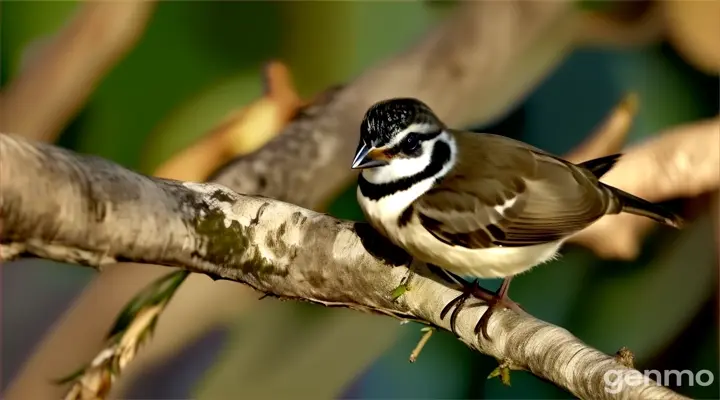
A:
[[351, 142, 389, 169]]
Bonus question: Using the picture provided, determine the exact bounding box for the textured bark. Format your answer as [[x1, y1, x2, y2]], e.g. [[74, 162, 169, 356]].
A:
[[0, 133, 686, 400]]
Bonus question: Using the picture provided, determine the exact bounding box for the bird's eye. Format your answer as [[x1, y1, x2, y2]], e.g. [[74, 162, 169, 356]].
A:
[[401, 133, 421, 154]]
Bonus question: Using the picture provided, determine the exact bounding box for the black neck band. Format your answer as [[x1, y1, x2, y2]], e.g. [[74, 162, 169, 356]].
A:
[[358, 140, 451, 201]]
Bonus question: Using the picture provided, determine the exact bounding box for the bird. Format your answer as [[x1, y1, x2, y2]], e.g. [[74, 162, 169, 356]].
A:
[[351, 97, 683, 340]]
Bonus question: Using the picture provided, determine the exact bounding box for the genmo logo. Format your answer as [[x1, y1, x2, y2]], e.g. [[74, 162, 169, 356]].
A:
[[603, 369, 715, 394]]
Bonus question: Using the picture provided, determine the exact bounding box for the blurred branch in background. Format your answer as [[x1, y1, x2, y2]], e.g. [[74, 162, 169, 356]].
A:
[[153, 61, 304, 182], [561, 93, 719, 259], [662, 0, 720, 74], [1, 131, 699, 400], [0, 0, 157, 142], [576, 0, 720, 74], [576, 0, 665, 47], [571, 116, 720, 259]]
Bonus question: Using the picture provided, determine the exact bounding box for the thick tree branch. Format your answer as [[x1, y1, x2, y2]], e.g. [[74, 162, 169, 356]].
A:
[[0, 134, 686, 399]]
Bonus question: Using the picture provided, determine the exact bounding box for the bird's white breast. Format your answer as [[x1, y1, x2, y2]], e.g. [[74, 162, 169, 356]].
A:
[[398, 221, 563, 278], [358, 178, 435, 219]]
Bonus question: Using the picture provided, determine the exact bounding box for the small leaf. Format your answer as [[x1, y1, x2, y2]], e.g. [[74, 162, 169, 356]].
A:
[[54, 365, 88, 385], [500, 368, 512, 386], [391, 284, 408, 301], [107, 270, 189, 338], [487, 361, 514, 386]]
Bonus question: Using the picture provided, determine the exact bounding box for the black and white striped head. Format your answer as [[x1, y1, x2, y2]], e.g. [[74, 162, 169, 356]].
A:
[[352, 98, 449, 168], [351, 98, 456, 188]]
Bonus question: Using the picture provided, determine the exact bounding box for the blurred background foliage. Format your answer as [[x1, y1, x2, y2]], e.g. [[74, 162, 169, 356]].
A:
[[1, 1, 718, 399]]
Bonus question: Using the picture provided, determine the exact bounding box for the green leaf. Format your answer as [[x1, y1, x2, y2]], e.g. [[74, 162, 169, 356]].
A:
[[53, 364, 88, 386], [391, 284, 408, 301], [107, 270, 189, 338]]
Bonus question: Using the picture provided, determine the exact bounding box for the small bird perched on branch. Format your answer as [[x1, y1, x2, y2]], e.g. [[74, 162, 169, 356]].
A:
[[351, 98, 683, 340]]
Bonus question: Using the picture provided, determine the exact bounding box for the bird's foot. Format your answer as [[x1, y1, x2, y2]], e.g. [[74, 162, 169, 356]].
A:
[[472, 280, 525, 341], [439, 277, 525, 340], [439, 279, 480, 335]]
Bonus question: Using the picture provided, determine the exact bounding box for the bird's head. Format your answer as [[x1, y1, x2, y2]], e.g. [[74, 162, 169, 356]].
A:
[[352, 98, 448, 177]]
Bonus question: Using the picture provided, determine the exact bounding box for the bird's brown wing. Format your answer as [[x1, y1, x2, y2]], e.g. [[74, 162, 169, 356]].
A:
[[413, 131, 613, 248]]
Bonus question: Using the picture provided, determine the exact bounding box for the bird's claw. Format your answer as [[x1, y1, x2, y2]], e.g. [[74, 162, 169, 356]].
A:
[[473, 294, 524, 340], [440, 278, 525, 341]]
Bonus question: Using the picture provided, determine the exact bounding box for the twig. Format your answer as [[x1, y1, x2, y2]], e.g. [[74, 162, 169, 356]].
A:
[[409, 327, 435, 363]]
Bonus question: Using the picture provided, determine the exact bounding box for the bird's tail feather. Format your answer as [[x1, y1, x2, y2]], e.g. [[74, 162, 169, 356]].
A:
[[605, 184, 684, 228], [579, 153, 622, 178]]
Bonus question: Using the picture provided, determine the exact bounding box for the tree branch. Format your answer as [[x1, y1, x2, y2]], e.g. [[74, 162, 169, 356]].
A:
[[0, 133, 686, 399]]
